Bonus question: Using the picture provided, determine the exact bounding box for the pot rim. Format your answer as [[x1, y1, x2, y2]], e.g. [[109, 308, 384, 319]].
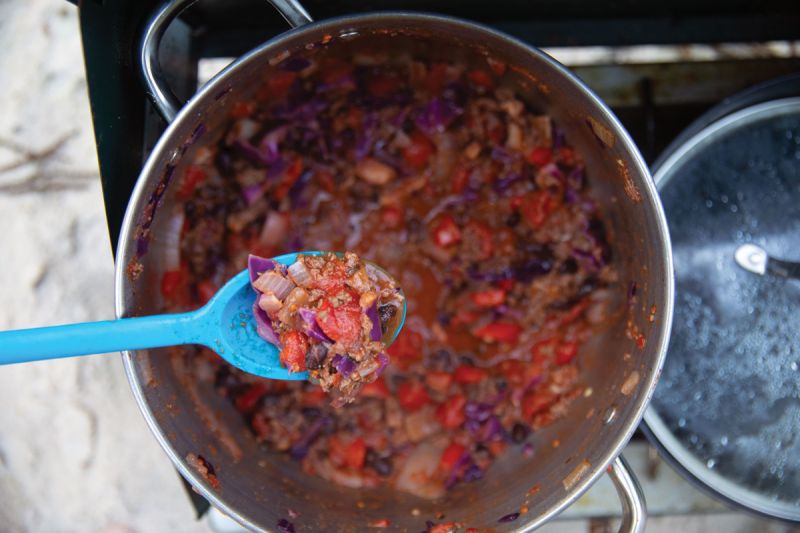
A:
[[116, 10, 674, 532], [643, 97, 800, 524]]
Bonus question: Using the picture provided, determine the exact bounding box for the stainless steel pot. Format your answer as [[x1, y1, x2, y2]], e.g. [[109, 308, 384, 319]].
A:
[[116, 1, 674, 530]]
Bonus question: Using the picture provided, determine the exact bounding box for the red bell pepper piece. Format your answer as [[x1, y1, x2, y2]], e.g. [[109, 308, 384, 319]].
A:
[[473, 322, 522, 344], [471, 288, 506, 307], [453, 365, 488, 385], [279, 331, 308, 373], [436, 394, 467, 429], [397, 381, 431, 412], [431, 214, 462, 248]]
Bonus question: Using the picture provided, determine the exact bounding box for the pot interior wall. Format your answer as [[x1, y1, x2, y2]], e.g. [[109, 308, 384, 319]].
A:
[[120, 16, 669, 531]]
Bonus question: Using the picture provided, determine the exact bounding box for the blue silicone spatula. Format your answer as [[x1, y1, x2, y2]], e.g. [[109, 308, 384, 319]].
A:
[[0, 252, 406, 380]]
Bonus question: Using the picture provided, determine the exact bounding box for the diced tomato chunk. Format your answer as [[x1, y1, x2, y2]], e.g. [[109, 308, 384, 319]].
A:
[[250, 411, 270, 439], [178, 165, 206, 200], [555, 341, 579, 365], [321, 61, 354, 86], [496, 279, 515, 291], [556, 146, 577, 166], [473, 322, 522, 344], [327, 435, 348, 467], [436, 394, 467, 429], [426, 62, 449, 94], [279, 331, 308, 373], [489, 123, 506, 145], [343, 437, 367, 470], [397, 381, 431, 412], [316, 295, 362, 344], [235, 382, 267, 412], [306, 260, 346, 292], [451, 308, 479, 327], [230, 101, 255, 119], [487, 440, 507, 455], [468, 69, 495, 90], [274, 157, 303, 201], [531, 337, 559, 362], [425, 371, 453, 393], [431, 214, 462, 248], [527, 146, 553, 166], [522, 390, 557, 420], [301, 387, 327, 406], [439, 442, 466, 472], [471, 288, 505, 307], [453, 365, 488, 385], [258, 71, 297, 100], [316, 169, 336, 193], [521, 190, 558, 228], [381, 205, 405, 229], [368, 74, 401, 98], [488, 57, 507, 76], [560, 299, 590, 326], [160, 269, 185, 300], [403, 131, 435, 170], [360, 377, 390, 399], [387, 328, 423, 365], [498, 359, 525, 385], [451, 165, 470, 194]]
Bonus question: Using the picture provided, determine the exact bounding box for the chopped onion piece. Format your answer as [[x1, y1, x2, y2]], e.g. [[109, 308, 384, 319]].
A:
[[260, 211, 288, 247], [253, 271, 295, 300], [162, 209, 185, 271], [355, 158, 396, 185], [287, 260, 311, 286], [258, 292, 283, 313]]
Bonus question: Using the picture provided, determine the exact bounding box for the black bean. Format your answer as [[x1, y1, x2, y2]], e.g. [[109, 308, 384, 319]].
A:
[[304, 343, 328, 370], [511, 423, 530, 443], [505, 211, 521, 227], [276, 518, 295, 533], [426, 349, 456, 372], [196, 455, 216, 476], [366, 450, 393, 476], [301, 407, 321, 418], [577, 277, 598, 297], [214, 147, 234, 176], [378, 304, 398, 333], [214, 366, 240, 392], [589, 217, 612, 262], [559, 257, 578, 274], [460, 354, 476, 366], [406, 217, 423, 236]]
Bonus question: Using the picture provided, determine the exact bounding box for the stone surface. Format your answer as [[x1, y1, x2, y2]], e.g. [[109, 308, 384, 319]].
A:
[[0, 2, 209, 532]]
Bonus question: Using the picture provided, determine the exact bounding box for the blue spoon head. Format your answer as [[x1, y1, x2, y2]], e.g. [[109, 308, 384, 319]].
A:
[[204, 252, 405, 380]]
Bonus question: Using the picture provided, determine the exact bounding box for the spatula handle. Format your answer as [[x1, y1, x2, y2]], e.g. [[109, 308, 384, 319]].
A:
[[0, 311, 202, 364]]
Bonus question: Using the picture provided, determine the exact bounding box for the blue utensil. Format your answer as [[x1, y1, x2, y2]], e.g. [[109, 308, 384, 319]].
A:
[[0, 252, 406, 380]]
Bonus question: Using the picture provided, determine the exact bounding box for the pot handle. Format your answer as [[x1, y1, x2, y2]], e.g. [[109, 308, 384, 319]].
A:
[[140, 0, 313, 123], [608, 455, 647, 533]]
